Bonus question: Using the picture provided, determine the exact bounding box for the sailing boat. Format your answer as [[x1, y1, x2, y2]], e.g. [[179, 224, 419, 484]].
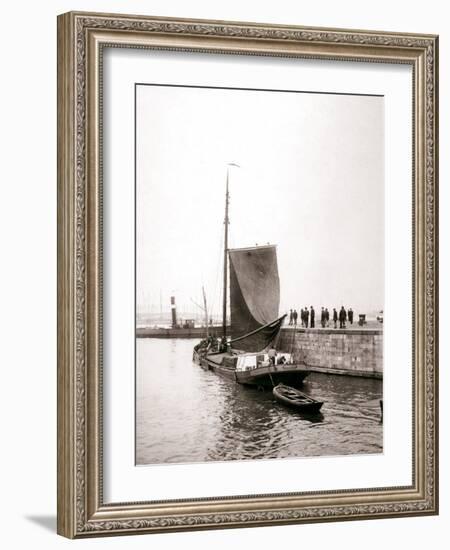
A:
[[193, 166, 309, 387]]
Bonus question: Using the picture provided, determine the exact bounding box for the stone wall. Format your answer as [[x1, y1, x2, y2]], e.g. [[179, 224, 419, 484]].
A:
[[278, 327, 383, 378]]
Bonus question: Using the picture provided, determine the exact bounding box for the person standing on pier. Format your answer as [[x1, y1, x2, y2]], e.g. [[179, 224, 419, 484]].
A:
[[310, 306, 315, 328], [321, 307, 326, 328], [325, 308, 330, 327], [289, 309, 293, 325], [339, 306, 347, 329], [300, 308, 304, 327], [293, 309, 298, 327], [333, 308, 338, 328], [348, 308, 354, 325], [304, 306, 309, 328]]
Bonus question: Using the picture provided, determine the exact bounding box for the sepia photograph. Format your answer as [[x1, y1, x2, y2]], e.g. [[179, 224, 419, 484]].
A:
[[135, 83, 384, 466]]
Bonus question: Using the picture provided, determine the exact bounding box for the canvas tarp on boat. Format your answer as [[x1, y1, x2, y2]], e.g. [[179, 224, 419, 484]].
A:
[[228, 245, 283, 351]]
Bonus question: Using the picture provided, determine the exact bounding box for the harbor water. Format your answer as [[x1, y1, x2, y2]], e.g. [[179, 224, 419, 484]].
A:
[[136, 338, 383, 465]]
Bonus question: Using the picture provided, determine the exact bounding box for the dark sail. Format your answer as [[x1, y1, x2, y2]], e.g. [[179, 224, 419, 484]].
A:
[[229, 245, 282, 351]]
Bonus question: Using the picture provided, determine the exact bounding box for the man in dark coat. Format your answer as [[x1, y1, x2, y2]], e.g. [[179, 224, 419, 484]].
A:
[[325, 308, 330, 326], [300, 308, 304, 327], [289, 309, 293, 325], [333, 308, 338, 328], [348, 308, 354, 325], [310, 306, 315, 328], [321, 307, 326, 328], [339, 306, 347, 329], [304, 306, 309, 328], [293, 309, 298, 327]]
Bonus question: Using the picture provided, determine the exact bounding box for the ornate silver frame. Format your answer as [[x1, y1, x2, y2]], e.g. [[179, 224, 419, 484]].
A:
[[57, 11, 439, 538]]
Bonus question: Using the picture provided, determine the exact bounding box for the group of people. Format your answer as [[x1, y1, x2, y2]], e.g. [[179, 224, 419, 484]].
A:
[[287, 307, 316, 328], [288, 306, 354, 329], [268, 347, 287, 366], [193, 334, 228, 354]]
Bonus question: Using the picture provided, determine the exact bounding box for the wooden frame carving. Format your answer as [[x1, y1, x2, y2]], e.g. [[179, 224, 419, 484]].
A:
[[57, 11, 438, 538]]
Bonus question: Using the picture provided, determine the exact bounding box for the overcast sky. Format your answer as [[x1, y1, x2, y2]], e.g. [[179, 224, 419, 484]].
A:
[[136, 84, 384, 318]]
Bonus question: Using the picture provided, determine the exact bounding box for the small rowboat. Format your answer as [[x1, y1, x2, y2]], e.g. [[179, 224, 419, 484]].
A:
[[273, 384, 323, 413]]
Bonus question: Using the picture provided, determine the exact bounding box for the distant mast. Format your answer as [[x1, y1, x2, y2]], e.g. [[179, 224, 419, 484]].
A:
[[222, 163, 240, 340], [202, 286, 209, 339]]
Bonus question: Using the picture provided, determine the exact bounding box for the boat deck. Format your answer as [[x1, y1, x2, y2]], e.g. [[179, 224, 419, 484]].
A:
[[193, 350, 310, 388]]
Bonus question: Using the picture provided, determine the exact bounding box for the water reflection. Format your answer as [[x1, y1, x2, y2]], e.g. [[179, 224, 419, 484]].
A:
[[136, 338, 382, 465]]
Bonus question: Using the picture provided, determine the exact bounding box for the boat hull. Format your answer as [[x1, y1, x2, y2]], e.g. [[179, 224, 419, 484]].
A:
[[193, 351, 309, 387], [236, 364, 309, 387], [273, 384, 323, 413]]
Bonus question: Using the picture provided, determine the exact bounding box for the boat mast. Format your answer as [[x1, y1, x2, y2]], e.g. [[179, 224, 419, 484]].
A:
[[222, 168, 230, 340], [222, 163, 239, 340]]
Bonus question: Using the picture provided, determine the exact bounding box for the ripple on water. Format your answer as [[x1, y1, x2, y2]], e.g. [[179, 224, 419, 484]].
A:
[[136, 338, 383, 465]]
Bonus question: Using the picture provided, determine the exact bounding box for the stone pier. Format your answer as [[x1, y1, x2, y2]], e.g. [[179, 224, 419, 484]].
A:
[[278, 327, 383, 379]]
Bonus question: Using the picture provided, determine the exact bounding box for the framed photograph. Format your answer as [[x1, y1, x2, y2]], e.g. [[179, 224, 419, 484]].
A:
[[57, 11, 439, 538]]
